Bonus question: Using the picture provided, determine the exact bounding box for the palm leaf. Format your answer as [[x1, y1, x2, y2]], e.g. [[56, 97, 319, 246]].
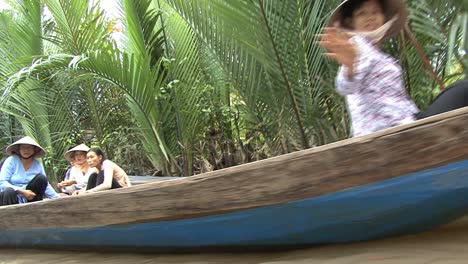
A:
[[166, 0, 346, 153]]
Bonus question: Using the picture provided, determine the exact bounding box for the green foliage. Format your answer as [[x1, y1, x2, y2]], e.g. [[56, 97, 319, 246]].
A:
[[406, 0, 467, 108]]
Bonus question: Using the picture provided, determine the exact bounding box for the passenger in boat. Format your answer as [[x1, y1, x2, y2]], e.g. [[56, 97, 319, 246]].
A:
[[56, 162, 73, 197], [415, 79, 468, 119], [57, 144, 91, 195], [320, 0, 468, 137], [319, 0, 419, 137], [0, 136, 60, 206], [75, 147, 131, 194]]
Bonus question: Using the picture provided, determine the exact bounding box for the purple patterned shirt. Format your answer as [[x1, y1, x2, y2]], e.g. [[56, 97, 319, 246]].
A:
[[336, 35, 419, 137]]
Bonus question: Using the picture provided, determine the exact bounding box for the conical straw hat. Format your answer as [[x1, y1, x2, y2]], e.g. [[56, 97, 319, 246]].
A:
[[5, 136, 46, 158], [64, 144, 90, 162], [327, 0, 408, 42]]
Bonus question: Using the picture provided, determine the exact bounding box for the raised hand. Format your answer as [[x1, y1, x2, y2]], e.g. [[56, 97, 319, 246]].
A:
[[318, 27, 357, 69]]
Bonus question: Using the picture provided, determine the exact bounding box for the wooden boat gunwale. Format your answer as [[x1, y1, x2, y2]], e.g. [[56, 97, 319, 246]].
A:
[[2, 158, 468, 251], [1, 107, 468, 240]]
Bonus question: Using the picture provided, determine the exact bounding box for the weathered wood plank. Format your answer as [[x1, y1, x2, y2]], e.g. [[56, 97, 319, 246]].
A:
[[2, 108, 468, 230], [128, 175, 180, 185]]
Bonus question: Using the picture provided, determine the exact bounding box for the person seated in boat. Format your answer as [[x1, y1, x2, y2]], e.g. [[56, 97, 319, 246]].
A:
[[0, 136, 60, 206], [57, 144, 91, 195], [57, 161, 73, 196], [319, 0, 468, 137], [75, 147, 131, 194], [415, 79, 468, 119]]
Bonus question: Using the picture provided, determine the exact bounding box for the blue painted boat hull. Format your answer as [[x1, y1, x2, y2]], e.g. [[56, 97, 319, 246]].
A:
[[2, 160, 468, 250]]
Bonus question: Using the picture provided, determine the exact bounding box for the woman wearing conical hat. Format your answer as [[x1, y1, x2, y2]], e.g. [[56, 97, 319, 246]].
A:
[[319, 0, 419, 137], [0, 136, 60, 206], [319, 0, 468, 137], [57, 144, 92, 195]]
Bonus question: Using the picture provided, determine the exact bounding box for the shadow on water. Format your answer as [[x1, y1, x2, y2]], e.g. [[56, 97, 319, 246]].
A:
[[2, 217, 468, 264]]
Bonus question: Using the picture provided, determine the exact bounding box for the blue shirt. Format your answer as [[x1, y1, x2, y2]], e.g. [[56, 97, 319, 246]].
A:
[[0, 155, 60, 203]]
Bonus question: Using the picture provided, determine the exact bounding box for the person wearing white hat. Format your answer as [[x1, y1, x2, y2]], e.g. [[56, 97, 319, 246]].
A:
[[319, 0, 419, 137], [57, 144, 91, 195], [0, 136, 60, 206]]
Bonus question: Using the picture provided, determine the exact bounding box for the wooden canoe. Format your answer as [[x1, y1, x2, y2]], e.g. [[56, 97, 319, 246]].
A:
[[1, 107, 468, 253]]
